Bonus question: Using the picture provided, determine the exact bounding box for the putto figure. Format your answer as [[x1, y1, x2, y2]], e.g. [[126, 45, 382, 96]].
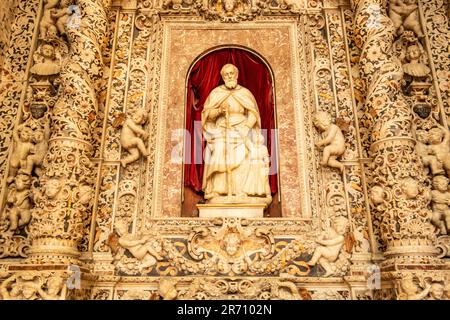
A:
[[389, 0, 424, 38], [120, 109, 149, 168], [430, 175, 450, 235], [201, 64, 271, 205], [313, 111, 346, 173], [7, 126, 35, 184], [306, 216, 349, 277]]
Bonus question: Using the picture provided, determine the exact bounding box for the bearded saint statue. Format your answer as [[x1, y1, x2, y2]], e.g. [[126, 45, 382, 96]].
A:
[[201, 64, 272, 205]]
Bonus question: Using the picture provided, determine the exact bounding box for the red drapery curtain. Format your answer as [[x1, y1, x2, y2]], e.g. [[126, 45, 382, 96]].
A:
[[184, 48, 277, 194]]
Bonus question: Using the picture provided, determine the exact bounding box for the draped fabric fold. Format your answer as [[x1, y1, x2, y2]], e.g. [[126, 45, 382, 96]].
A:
[[184, 48, 277, 194]]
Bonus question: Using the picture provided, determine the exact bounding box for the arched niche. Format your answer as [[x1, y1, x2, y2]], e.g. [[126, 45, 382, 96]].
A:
[[182, 46, 281, 217]]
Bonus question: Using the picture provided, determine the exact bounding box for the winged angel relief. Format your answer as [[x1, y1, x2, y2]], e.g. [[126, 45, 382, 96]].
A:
[[109, 218, 315, 277]]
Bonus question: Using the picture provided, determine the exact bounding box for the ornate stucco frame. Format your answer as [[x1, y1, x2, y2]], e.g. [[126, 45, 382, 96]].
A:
[[146, 19, 316, 224]]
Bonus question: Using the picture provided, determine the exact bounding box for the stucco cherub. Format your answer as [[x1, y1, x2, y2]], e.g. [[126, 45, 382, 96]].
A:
[[44, 178, 63, 200], [428, 282, 446, 300], [313, 111, 346, 173], [427, 125, 450, 177], [0, 275, 39, 300], [22, 121, 51, 177], [398, 275, 431, 300], [430, 175, 450, 235], [415, 129, 441, 175], [39, 0, 59, 39], [114, 221, 164, 273], [306, 216, 349, 277], [389, 0, 424, 38], [6, 174, 32, 232], [120, 109, 149, 168], [51, 0, 74, 36], [370, 185, 387, 208], [36, 276, 67, 300], [400, 178, 420, 200], [7, 125, 35, 184]]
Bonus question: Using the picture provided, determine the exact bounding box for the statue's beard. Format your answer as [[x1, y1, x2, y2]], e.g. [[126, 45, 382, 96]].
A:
[[224, 79, 237, 89]]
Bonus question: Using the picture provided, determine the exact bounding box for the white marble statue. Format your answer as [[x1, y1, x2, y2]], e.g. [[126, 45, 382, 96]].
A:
[[242, 133, 272, 199], [201, 64, 271, 205]]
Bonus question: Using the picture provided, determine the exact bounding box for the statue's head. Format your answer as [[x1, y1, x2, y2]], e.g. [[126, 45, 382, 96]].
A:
[[19, 126, 33, 142], [41, 43, 55, 59], [313, 111, 331, 131], [21, 282, 37, 299], [332, 216, 348, 235], [415, 130, 428, 143], [428, 128, 444, 145], [430, 282, 445, 299], [133, 109, 147, 124], [45, 178, 62, 199], [406, 44, 421, 61], [220, 64, 239, 89], [47, 276, 63, 295], [401, 275, 418, 294], [401, 178, 419, 199], [222, 232, 241, 256], [370, 185, 385, 205], [15, 174, 31, 191], [33, 130, 45, 143], [432, 175, 448, 192], [78, 185, 93, 206]]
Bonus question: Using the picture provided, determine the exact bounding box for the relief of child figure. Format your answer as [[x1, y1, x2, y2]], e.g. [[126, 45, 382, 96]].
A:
[[6, 174, 32, 232], [313, 111, 346, 174], [427, 126, 450, 177], [306, 216, 349, 277], [415, 129, 441, 175], [51, 0, 74, 36], [242, 132, 272, 201], [120, 109, 149, 168], [7, 126, 35, 184], [23, 122, 51, 177], [430, 175, 450, 235]]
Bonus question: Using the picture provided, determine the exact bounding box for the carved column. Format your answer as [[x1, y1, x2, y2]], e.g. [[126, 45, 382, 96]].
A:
[[28, 0, 109, 263], [350, 0, 436, 260]]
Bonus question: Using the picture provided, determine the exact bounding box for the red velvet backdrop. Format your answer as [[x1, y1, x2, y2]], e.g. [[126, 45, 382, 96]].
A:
[[184, 48, 277, 194]]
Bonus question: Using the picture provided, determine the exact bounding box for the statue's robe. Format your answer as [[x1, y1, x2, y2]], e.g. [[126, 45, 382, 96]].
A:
[[201, 84, 262, 199]]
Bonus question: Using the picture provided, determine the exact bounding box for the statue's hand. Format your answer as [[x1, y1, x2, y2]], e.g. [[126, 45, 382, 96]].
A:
[[239, 126, 250, 138], [141, 132, 149, 140], [315, 141, 323, 148], [220, 104, 229, 115]]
